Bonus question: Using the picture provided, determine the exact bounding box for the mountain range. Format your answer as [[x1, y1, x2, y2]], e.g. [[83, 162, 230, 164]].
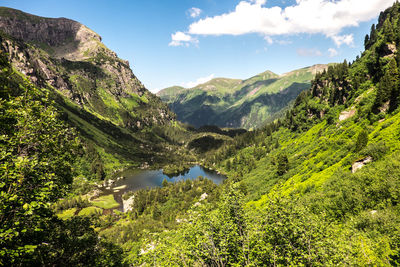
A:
[[158, 64, 328, 129]]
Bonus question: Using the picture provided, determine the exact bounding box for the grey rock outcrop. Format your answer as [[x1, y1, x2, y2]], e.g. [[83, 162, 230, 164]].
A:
[[352, 156, 372, 173]]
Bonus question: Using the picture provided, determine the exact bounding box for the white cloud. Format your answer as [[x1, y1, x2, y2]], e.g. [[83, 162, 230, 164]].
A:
[[328, 48, 339, 57], [188, 7, 202, 18], [169, 31, 198, 47], [264, 36, 273, 44], [177, 0, 394, 46], [330, 34, 354, 47], [276, 39, 292, 45], [297, 48, 322, 57], [149, 87, 160, 93], [182, 74, 215, 88]]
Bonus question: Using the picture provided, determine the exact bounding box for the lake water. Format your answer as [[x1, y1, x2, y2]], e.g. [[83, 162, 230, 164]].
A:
[[102, 165, 227, 211]]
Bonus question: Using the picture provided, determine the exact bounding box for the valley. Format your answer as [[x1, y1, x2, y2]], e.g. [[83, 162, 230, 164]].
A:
[[1, 2, 400, 266]]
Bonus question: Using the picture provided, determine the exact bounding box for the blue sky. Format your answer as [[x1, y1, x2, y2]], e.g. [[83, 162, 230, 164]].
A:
[[1, 0, 395, 92]]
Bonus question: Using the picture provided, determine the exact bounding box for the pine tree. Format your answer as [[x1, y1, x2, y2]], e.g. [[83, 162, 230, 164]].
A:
[[383, 18, 395, 43], [276, 153, 289, 176], [389, 57, 400, 111], [375, 58, 399, 110], [162, 178, 169, 187], [226, 159, 231, 171], [364, 34, 370, 49], [355, 130, 369, 152], [370, 24, 377, 45]]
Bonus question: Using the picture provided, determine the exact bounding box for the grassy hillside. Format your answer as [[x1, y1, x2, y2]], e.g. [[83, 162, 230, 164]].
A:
[[158, 65, 328, 129]]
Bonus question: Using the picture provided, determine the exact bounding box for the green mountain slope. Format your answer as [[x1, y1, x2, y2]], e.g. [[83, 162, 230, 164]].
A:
[[158, 65, 328, 129], [102, 3, 400, 265], [0, 48, 124, 265], [0, 7, 189, 175]]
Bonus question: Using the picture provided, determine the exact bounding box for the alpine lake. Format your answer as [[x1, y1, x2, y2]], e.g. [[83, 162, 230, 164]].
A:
[[99, 165, 227, 212]]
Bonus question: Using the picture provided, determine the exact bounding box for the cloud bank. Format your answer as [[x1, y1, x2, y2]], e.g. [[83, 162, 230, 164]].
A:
[[172, 0, 395, 46]]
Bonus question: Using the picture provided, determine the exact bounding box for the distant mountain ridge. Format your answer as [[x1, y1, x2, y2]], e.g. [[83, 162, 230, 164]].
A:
[[158, 64, 329, 129]]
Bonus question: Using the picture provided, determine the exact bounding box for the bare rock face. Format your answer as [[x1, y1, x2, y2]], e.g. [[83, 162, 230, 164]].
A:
[[382, 43, 397, 58], [0, 7, 101, 60], [0, 10, 82, 45], [352, 156, 372, 173], [0, 7, 174, 128], [339, 108, 356, 121]]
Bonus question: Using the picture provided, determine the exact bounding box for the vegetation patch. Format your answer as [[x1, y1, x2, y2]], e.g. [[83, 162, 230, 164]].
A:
[[91, 194, 120, 209], [78, 206, 103, 216], [56, 208, 77, 220]]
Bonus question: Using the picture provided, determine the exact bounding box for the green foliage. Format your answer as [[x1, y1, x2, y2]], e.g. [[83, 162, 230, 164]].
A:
[[375, 57, 399, 110], [0, 54, 125, 266], [185, 184, 248, 266], [360, 141, 389, 160], [0, 53, 123, 265], [140, 185, 352, 266], [355, 129, 369, 152], [28, 216, 124, 266], [0, 53, 77, 262], [78, 206, 103, 217], [99, 177, 220, 265], [276, 152, 289, 175], [188, 135, 225, 153], [57, 208, 78, 220], [91, 194, 120, 210], [162, 163, 192, 177]]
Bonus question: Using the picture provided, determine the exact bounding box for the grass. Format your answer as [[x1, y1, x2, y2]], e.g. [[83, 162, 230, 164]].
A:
[[231, 103, 400, 209], [91, 194, 120, 209], [56, 208, 77, 220], [78, 206, 103, 216]]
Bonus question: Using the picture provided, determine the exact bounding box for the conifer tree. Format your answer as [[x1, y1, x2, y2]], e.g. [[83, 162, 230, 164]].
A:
[[383, 18, 395, 42], [226, 159, 231, 171], [364, 34, 370, 48], [355, 130, 369, 152], [375, 58, 399, 110], [370, 24, 377, 45], [276, 153, 289, 176]]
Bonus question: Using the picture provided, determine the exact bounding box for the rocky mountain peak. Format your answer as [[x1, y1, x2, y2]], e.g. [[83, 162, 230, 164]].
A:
[[0, 7, 109, 61]]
